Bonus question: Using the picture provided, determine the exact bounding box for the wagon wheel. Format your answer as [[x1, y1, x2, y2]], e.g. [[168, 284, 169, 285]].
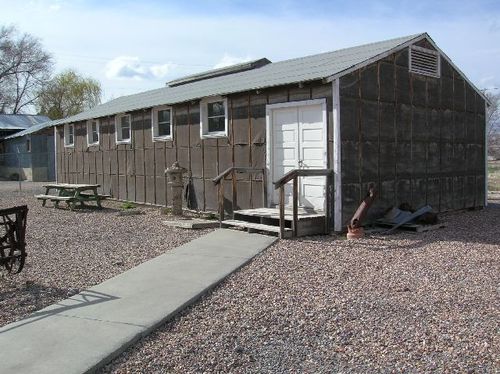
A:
[[0, 206, 28, 274], [2, 248, 26, 274], [0, 232, 26, 274]]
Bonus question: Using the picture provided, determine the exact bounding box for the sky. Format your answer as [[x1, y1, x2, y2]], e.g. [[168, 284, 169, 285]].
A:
[[1, 0, 499, 104]]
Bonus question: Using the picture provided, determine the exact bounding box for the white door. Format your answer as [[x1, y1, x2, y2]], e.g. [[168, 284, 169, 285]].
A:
[[269, 101, 327, 211]]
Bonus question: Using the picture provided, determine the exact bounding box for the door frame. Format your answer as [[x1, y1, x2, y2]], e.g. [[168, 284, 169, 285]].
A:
[[265, 98, 328, 209]]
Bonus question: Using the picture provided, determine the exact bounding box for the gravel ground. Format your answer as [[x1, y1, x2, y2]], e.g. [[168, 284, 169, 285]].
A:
[[0, 182, 212, 327], [103, 200, 499, 373]]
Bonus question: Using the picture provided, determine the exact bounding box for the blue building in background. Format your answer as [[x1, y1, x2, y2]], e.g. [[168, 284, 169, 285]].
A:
[[0, 114, 54, 181]]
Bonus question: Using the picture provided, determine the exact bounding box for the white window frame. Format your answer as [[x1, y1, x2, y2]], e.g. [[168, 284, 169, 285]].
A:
[[151, 105, 173, 141], [64, 123, 75, 148], [200, 96, 228, 139], [86, 119, 100, 146], [115, 113, 132, 144], [409, 45, 441, 78]]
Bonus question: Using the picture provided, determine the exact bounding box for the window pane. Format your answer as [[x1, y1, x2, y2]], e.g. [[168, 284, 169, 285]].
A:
[[121, 116, 130, 128], [158, 122, 170, 137], [208, 117, 225, 133], [122, 126, 130, 140], [67, 125, 74, 145], [91, 122, 98, 143], [158, 109, 170, 124], [208, 101, 224, 117]]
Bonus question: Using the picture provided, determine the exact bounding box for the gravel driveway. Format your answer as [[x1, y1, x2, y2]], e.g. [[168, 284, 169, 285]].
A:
[[0, 182, 212, 327], [103, 199, 500, 373]]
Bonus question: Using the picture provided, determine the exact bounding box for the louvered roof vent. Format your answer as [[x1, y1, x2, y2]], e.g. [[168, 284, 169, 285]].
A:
[[409, 45, 440, 78]]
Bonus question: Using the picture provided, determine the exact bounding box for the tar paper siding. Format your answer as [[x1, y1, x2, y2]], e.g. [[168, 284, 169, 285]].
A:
[[339, 46, 486, 226], [56, 82, 334, 212]]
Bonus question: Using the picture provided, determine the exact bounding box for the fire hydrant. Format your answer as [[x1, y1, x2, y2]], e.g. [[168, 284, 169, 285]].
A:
[[165, 162, 186, 216]]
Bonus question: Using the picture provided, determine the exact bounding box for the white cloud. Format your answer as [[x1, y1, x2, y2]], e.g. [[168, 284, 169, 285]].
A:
[[213, 54, 253, 69], [150, 63, 174, 78], [27, 0, 62, 12], [105, 56, 174, 80], [3, 0, 499, 101]]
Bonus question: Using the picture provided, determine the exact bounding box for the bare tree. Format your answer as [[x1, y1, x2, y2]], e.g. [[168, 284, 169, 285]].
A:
[[0, 25, 53, 113], [486, 91, 500, 158], [37, 69, 102, 119], [486, 92, 499, 135]]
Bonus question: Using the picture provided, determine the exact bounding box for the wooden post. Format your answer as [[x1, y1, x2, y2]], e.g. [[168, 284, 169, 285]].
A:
[[262, 169, 267, 207], [231, 169, 237, 218], [292, 177, 298, 237], [279, 185, 285, 239], [325, 174, 331, 234], [218, 182, 224, 225]]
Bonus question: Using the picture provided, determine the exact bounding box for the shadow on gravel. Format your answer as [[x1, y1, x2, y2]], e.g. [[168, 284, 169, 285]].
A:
[[46, 206, 122, 214], [0, 283, 119, 332], [0, 281, 69, 310]]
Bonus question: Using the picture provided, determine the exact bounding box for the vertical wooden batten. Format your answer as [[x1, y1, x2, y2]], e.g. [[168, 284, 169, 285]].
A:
[[332, 78, 342, 232]]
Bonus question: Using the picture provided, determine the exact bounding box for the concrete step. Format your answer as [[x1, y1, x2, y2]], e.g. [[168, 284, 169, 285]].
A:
[[221, 219, 293, 238]]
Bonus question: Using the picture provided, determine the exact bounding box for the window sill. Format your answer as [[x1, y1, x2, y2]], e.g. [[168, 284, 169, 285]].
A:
[[87, 142, 99, 147], [116, 139, 131, 145], [64, 144, 75, 148], [201, 132, 228, 139], [153, 136, 173, 142]]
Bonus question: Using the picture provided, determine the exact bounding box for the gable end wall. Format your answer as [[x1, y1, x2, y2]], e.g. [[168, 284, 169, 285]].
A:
[[339, 47, 486, 226]]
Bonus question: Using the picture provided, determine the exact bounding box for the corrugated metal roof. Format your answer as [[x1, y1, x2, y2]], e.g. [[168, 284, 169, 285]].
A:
[[48, 33, 422, 127], [3, 119, 53, 139], [0, 114, 50, 130]]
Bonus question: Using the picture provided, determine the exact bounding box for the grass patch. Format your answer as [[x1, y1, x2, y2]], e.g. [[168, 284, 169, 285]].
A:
[[488, 161, 500, 192], [120, 201, 137, 210]]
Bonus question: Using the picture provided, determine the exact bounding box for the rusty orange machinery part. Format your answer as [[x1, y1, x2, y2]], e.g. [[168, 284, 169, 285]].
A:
[[347, 186, 376, 239]]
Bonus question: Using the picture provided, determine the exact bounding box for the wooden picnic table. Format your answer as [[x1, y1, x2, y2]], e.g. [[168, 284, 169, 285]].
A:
[[35, 183, 109, 210]]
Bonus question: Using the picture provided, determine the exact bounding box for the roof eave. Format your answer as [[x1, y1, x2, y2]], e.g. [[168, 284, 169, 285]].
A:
[[325, 33, 426, 83]]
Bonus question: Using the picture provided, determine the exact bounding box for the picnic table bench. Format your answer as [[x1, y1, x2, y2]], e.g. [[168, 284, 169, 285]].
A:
[[35, 183, 110, 210]]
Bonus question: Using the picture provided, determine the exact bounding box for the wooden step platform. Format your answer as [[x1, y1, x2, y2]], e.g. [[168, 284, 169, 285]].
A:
[[222, 208, 327, 237], [234, 207, 324, 221], [221, 220, 292, 238]]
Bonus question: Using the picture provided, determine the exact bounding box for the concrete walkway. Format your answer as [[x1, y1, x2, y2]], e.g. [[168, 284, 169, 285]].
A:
[[0, 229, 277, 374]]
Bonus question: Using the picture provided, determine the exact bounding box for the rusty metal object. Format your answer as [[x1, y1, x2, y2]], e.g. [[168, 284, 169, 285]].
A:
[[347, 186, 376, 239], [0, 205, 28, 274]]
